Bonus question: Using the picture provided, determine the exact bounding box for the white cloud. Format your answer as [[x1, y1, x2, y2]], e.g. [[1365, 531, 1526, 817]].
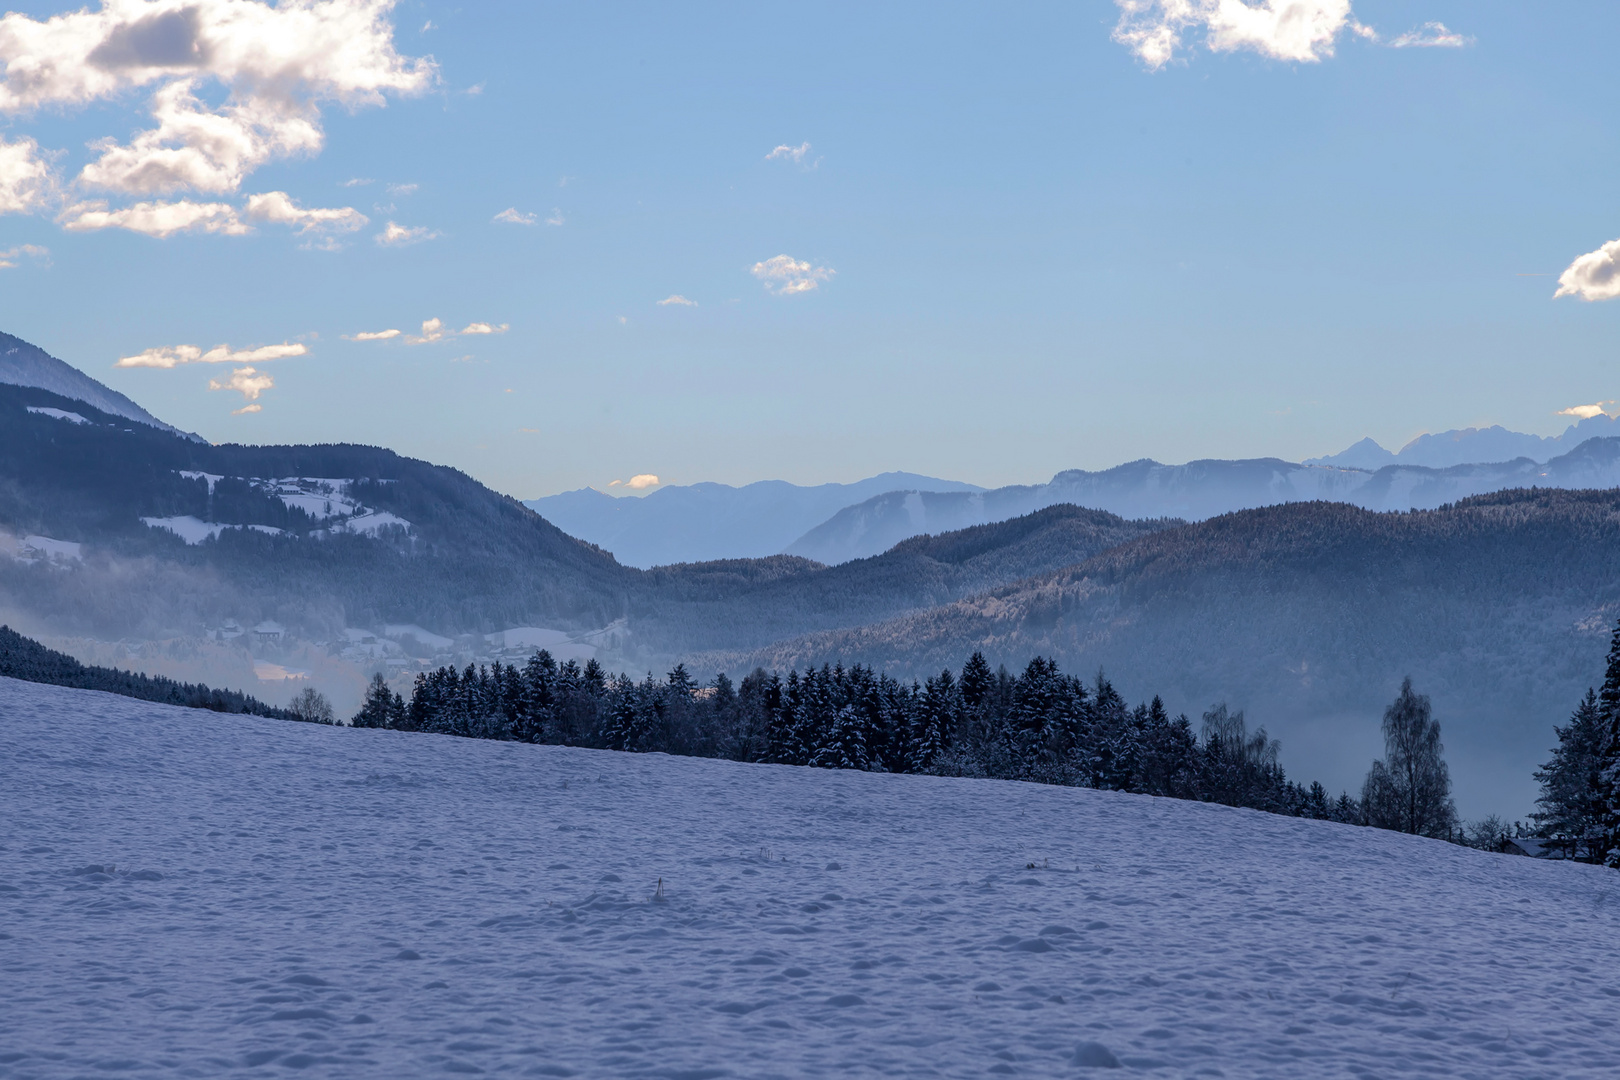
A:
[[459, 321, 508, 335], [232, 402, 261, 414], [244, 190, 366, 247], [766, 141, 812, 164], [1555, 238, 1620, 302], [376, 220, 436, 246], [60, 197, 247, 236], [610, 474, 660, 490], [1557, 403, 1613, 420], [0, 0, 432, 228], [342, 177, 373, 187], [116, 341, 307, 369], [1389, 22, 1471, 49], [493, 207, 536, 225], [208, 365, 273, 401], [657, 294, 696, 307], [1112, 0, 1370, 69], [0, 135, 54, 215], [344, 328, 400, 341], [545, 208, 564, 226], [386, 182, 416, 196], [0, 242, 48, 268], [78, 77, 321, 196], [751, 254, 834, 296], [406, 317, 446, 344]]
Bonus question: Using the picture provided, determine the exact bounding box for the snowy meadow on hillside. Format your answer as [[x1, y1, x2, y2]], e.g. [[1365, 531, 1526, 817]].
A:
[[4, 679, 1620, 1078]]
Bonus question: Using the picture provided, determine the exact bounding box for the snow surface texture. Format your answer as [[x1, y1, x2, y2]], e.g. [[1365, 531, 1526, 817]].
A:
[[3, 677, 1619, 1079]]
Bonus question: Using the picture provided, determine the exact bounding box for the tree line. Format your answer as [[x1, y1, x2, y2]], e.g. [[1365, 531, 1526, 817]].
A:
[[0, 624, 295, 720], [352, 648, 1489, 841]]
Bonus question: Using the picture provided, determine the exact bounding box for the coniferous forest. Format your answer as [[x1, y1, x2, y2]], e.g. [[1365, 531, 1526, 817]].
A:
[[353, 648, 1374, 829]]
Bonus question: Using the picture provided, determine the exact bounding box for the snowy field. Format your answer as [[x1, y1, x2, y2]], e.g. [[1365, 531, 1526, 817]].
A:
[[3, 678, 1620, 1078]]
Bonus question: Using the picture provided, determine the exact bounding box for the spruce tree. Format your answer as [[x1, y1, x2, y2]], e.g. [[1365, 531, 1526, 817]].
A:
[[1591, 620, 1620, 865], [353, 672, 395, 728], [1532, 689, 1607, 859]]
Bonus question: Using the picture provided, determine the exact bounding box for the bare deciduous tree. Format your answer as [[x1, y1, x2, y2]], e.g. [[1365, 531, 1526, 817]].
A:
[[1363, 678, 1456, 838]]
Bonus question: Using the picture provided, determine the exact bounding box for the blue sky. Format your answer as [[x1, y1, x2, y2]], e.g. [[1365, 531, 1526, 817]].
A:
[[2, 1, 1618, 498]]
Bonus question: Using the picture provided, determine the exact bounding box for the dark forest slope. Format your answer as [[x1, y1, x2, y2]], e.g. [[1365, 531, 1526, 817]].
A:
[[708, 490, 1620, 813]]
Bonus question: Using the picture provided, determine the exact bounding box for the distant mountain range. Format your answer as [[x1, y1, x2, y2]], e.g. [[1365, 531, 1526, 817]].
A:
[[1308, 415, 1620, 469], [0, 331, 202, 442], [789, 440, 1620, 563], [527, 473, 984, 568], [532, 419, 1620, 568]]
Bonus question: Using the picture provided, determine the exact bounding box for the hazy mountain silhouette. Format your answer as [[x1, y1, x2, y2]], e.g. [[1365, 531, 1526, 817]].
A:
[[787, 441, 1620, 564], [527, 473, 984, 568]]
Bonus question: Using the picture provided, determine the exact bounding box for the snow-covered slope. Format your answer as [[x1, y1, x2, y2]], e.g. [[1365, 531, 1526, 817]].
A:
[[0, 331, 199, 441], [4, 677, 1618, 1078]]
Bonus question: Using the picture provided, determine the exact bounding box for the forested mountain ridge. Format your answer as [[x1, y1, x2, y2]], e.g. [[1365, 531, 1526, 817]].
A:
[[711, 489, 1620, 814], [625, 505, 1177, 657]]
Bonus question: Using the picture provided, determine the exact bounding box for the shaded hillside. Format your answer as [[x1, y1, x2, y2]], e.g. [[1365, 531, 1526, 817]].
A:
[[625, 505, 1175, 657], [712, 490, 1620, 814], [0, 383, 633, 638], [0, 331, 197, 440]]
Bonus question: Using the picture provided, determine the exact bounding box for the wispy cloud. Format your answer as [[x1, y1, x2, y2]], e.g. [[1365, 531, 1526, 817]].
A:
[[348, 319, 506, 344], [657, 294, 696, 307], [766, 142, 816, 167], [1112, 0, 1372, 70], [376, 221, 438, 246], [244, 191, 366, 248], [1558, 403, 1614, 420], [233, 403, 262, 415], [342, 178, 374, 188], [1555, 238, 1620, 302], [751, 254, 834, 296], [545, 208, 564, 226], [386, 182, 418, 197], [117, 342, 308, 369], [494, 207, 537, 225], [0, 242, 48, 269], [60, 198, 250, 237], [208, 365, 274, 402], [1389, 22, 1472, 49]]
